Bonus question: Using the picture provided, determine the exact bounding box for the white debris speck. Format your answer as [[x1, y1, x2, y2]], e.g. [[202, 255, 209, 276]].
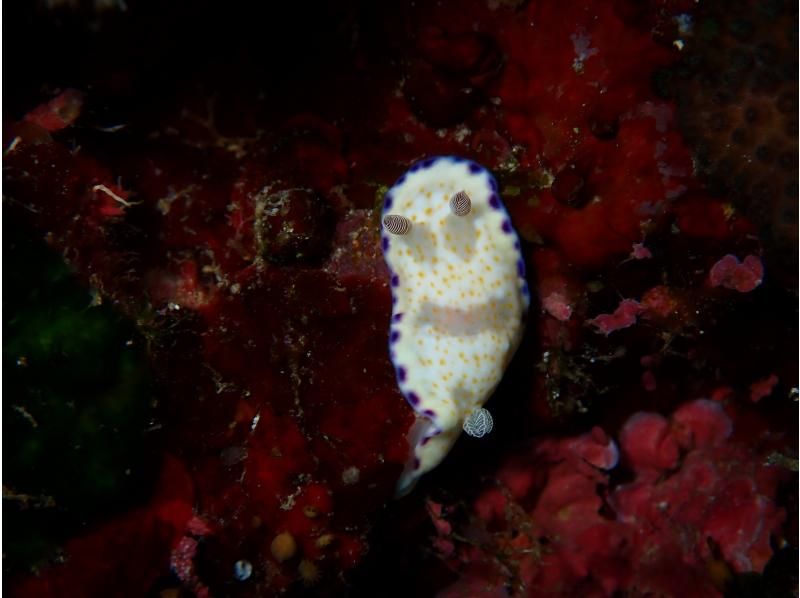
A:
[[234, 559, 253, 581], [674, 14, 693, 36], [570, 28, 599, 74], [5, 136, 21, 155], [280, 494, 296, 511], [93, 183, 135, 208], [453, 124, 471, 143], [538, 169, 555, 189], [637, 102, 673, 133], [341, 466, 360, 486]]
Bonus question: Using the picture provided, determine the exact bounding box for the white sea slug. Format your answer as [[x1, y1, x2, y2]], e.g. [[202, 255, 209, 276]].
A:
[[381, 156, 529, 496]]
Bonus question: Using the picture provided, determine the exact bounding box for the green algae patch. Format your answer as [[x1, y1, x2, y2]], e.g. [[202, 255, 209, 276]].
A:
[[3, 219, 157, 575]]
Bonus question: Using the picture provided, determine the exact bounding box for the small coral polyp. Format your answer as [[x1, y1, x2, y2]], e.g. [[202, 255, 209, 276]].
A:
[[381, 156, 528, 496]]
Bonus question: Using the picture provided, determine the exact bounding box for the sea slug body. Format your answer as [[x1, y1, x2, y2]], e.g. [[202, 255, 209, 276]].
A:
[[381, 156, 529, 496]]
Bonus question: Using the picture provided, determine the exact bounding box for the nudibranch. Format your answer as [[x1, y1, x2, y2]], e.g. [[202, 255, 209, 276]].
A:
[[381, 156, 529, 496]]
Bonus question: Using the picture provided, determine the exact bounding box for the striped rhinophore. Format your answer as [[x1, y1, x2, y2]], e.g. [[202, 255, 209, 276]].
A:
[[383, 214, 412, 235], [449, 190, 472, 216]]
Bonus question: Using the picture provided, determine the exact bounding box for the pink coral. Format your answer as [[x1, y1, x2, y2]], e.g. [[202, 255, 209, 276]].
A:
[[749, 374, 779, 403], [671, 399, 733, 450], [23, 89, 84, 132], [641, 370, 657, 392], [619, 412, 679, 473], [588, 299, 642, 335], [709, 254, 764, 292], [564, 427, 620, 470], [631, 242, 653, 260], [542, 291, 573, 321], [433, 400, 789, 597], [641, 285, 679, 319]]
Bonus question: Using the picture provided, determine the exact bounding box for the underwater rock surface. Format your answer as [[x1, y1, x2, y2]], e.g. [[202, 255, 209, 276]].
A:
[[3, 0, 796, 596]]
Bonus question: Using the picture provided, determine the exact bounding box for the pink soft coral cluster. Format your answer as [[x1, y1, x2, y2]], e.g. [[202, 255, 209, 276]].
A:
[[709, 254, 764, 293], [433, 400, 789, 597], [613, 400, 784, 580]]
